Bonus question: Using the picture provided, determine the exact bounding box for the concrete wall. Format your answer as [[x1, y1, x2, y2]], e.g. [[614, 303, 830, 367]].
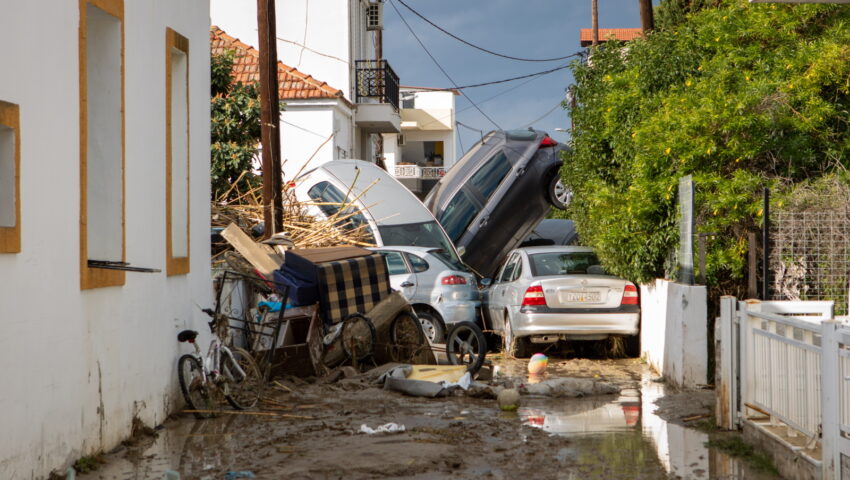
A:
[[640, 279, 707, 388], [0, 1, 211, 478]]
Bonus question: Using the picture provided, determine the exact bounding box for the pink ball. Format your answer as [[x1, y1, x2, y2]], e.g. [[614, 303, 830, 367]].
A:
[[527, 353, 549, 375]]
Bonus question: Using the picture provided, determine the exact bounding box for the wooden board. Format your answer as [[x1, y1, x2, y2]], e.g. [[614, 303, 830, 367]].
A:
[[220, 223, 281, 278]]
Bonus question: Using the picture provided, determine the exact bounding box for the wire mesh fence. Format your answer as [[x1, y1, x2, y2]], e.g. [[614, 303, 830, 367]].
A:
[[769, 209, 850, 315]]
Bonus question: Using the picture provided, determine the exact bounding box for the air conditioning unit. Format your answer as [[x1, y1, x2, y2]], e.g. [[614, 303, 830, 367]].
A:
[[397, 134, 405, 146], [366, 2, 383, 31]]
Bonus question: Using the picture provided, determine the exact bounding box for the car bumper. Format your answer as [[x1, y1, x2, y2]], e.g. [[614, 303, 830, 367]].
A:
[[512, 310, 640, 337], [435, 300, 481, 326]]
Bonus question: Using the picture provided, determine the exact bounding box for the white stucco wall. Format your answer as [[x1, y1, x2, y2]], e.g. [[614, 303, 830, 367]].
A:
[[281, 99, 353, 180], [640, 279, 708, 388], [0, 1, 211, 478]]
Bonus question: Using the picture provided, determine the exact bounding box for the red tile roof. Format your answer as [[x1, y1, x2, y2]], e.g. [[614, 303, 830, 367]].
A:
[[579, 28, 643, 47], [210, 26, 350, 106]]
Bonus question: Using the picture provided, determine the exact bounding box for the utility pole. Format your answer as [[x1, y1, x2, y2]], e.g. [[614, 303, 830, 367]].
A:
[[257, 0, 283, 236], [591, 0, 599, 45], [639, 0, 654, 33]]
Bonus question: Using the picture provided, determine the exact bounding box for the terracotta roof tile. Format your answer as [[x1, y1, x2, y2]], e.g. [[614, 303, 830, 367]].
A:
[[210, 26, 350, 106], [579, 28, 643, 46]]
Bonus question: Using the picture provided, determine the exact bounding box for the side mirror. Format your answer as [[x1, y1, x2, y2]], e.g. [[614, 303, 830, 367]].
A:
[[456, 246, 466, 257], [480, 278, 492, 287]]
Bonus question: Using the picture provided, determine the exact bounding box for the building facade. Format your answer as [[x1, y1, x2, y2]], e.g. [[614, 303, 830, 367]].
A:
[[0, 1, 211, 477]]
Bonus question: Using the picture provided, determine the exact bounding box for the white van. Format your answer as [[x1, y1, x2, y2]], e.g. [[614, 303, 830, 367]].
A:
[[290, 160, 463, 263]]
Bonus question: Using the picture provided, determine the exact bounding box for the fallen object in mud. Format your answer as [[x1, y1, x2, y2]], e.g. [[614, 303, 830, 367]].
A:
[[527, 353, 548, 375], [359, 423, 406, 434], [521, 377, 619, 397], [497, 388, 521, 411], [379, 365, 472, 397]]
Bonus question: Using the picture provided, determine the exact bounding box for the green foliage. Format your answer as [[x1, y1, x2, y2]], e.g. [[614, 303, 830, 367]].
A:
[[73, 456, 101, 474], [211, 50, 261, 199], [563, 0, 850, 286]]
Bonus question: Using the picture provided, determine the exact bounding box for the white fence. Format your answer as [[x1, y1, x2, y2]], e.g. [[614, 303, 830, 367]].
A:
[[717, 297, 850, 479]]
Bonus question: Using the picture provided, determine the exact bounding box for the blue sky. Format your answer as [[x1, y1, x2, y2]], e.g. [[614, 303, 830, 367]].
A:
[[382, 0, 655, 155]]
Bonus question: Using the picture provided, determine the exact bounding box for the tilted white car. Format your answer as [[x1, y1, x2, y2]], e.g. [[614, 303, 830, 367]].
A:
[[483, 245, 640, 357]]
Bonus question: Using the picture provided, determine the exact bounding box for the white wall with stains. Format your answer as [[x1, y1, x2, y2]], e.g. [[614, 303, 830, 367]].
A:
[[0, 1, 211, 478]]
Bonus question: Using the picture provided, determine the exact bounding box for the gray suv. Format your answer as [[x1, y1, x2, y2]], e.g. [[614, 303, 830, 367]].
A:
[[424, 129, 568, 279]]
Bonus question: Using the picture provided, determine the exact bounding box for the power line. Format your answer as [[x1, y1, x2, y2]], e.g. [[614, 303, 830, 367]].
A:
[[524, 102, 564, 127], [388, 0, 501, 129], [396, 0, 583, 63], [450, 64, 573, 90]]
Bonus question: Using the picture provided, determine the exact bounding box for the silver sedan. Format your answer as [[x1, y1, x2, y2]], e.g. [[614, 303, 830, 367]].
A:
[[370, 246, 480, 343], [483, 246, 640, 357]]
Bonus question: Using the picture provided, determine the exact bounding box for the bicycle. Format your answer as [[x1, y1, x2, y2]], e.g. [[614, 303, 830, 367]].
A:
[[176, 308, 263, 419]]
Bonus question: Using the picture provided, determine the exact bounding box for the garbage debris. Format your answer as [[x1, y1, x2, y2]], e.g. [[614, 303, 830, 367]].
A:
[[359, 423, 406, 434], [224, 472, 256, 480], [527, 353, 549, 375], [521, 377, 619, 397], [497, 388, 521, 411], [379, 365, 471, 397]]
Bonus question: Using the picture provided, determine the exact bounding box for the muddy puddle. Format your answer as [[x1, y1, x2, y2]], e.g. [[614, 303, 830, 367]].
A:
[[78, 358, 779, 480]]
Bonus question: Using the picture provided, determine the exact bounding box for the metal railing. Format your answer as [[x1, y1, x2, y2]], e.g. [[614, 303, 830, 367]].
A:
[[355, 59, 399, 111], [393, 165, 446, 179], [717, 297, 850, 478]]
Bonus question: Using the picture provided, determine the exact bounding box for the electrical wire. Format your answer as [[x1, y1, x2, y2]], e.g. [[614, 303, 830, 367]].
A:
[[388, 0, 501, 129], [396, 0, 583, 63], [450, 64, 573, 90], [523, 102, 564, 127]]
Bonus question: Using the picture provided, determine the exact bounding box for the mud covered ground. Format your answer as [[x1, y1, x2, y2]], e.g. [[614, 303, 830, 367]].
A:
[[77, 355, 774, 480]]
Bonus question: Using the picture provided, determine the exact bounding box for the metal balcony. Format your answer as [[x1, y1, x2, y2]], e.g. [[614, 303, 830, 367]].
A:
[[355, 60, 399, 110]]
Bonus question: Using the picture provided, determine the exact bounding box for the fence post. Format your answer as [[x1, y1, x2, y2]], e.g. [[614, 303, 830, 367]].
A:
[[739, 299, 760, 423], [717, 296, 738, 429], [821, 320, 840, 480]]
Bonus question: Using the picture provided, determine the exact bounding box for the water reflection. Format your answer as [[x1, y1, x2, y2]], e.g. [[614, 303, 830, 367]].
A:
[[518, 378, 776, 479]]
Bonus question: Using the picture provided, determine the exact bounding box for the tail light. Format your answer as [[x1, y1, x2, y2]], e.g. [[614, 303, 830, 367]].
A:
[[621, 284, 639, 305], [521, 285, 547, 306], [441, 275, 467, 285], [539, 136, 558, 148]]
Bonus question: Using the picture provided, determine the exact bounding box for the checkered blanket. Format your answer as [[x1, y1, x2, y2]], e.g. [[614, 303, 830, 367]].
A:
[[317, 253, 391, 326]]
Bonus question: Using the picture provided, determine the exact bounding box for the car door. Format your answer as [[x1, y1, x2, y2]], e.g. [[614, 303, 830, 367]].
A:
[[378, 250, 417, 300], [489, 252, 520, 331], [501, 252, 526, 316]]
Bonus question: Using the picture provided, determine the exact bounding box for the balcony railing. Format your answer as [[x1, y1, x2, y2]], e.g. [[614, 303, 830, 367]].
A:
[[394, 165, 446, 179], [355, 59, 399, 111]]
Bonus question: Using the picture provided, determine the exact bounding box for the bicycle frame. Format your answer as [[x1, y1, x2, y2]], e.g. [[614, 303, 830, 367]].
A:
[[186, 321, 246, 387]]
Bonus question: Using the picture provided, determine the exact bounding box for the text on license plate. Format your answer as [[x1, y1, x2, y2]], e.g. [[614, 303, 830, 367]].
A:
[[564, 292, 601, 302]]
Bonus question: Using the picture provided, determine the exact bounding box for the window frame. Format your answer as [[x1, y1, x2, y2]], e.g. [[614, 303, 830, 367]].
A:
[[379, 250, 410, 276], [165, 27, 190, 276], [405, 253, 430, 273], [79, 0, 126, 290], [0, 101, 20, 253]]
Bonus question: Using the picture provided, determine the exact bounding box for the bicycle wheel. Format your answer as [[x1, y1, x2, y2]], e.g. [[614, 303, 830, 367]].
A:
[[445, 321, 487, 374], [341, 313, 377, 362], [222, 347, 263, 410], [177, 354, 215, 419], [390, 312, 425, 362]]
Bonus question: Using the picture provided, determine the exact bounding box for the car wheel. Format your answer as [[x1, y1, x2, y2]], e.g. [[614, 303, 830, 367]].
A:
[[503, 314, 527, 358], [548, 175, 571, 210], [414, 309, 445, 343]]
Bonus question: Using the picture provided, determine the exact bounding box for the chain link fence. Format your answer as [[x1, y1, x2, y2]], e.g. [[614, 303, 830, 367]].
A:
[[769, 209, 850, 315]]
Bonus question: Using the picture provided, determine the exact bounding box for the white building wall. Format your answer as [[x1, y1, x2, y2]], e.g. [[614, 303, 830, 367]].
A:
[[0, 1, 211, 478], [281, 101, 344, 180]]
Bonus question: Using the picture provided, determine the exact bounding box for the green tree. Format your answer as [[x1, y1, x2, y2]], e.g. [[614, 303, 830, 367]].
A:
[[210, 50, 261, 199], [562, 0, 850, 289]]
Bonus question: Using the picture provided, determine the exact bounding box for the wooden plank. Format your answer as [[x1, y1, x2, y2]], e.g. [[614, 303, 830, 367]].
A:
[[220, 223, 281, 278]]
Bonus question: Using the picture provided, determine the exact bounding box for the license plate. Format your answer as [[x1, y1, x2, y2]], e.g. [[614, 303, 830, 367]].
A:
[[564, 291, 600, 303]]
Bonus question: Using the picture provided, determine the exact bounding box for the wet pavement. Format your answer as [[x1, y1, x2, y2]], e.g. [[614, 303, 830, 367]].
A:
[[77, 357, 779, 480]]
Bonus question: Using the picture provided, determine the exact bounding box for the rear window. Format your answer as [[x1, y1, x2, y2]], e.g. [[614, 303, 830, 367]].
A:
[[529, 252, 602, 276], [438, 190, 480, 243], [377, 221, 459, 264], [469, 152, 511, 200]]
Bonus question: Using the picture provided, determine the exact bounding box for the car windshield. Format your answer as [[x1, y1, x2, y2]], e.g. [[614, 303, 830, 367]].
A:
[[307, 181, 375, 243], [529, 252, 603, 276], [378, 221, 460, 264]]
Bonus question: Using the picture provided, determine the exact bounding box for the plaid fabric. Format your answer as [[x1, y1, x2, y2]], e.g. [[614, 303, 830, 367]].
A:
[[317, 253, 391, 325]]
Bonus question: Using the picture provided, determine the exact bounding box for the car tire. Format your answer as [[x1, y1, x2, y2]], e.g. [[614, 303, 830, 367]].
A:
[[625, 334, 640, 358], [503, 314, 528, 358], [414, 309, 445, 343], [548, 174, 571, 210]]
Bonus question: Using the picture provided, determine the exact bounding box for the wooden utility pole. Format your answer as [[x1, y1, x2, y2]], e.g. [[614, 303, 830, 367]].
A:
[[591, 0, 599, 45], [639, 0, 655, 33], [257, 0, 283, 236]]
